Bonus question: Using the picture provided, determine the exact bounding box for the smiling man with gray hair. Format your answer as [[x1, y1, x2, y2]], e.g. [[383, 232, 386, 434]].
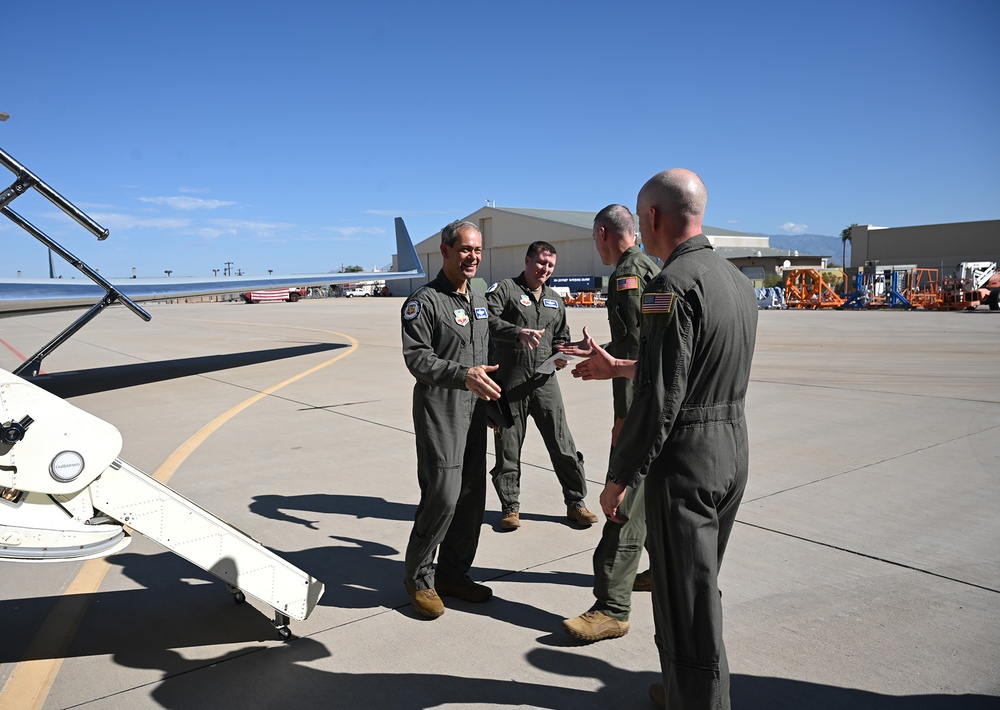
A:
[[400, 219, 501, 618]]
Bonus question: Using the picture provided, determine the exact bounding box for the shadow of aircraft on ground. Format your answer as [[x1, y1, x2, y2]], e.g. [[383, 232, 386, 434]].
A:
[[29, 342, 347, 397]]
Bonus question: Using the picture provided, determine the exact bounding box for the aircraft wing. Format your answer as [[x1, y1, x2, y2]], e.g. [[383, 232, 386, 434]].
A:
[[2, 142, 426, 375], [0, 217, 424, 317]]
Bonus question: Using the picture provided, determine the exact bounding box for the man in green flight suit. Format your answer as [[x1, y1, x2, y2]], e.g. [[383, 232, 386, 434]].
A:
[[400, 220, 501, 619], [572, 170, 758, 709], [561, 203, 661, 642], [486, 241, 598, 530]]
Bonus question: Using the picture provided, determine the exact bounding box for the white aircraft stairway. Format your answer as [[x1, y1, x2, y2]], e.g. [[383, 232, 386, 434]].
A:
[[0, 367, 324, 638]]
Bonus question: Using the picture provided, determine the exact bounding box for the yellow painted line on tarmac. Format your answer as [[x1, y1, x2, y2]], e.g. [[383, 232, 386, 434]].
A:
[[150, 330, 358, 485], [0, 329, 358, 710]]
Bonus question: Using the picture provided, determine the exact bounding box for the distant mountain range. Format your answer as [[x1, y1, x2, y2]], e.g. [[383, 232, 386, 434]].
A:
[[766, 233, 850, 265]]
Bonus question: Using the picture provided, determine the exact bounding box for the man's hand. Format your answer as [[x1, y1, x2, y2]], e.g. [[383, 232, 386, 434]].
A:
[[600, 480, 628, 523], [466, 364, 501, 401], [558, 325, 596, 358], [571, 329, 637, 381], [571, 332, 628, 381], [518, 328, 544, 349]]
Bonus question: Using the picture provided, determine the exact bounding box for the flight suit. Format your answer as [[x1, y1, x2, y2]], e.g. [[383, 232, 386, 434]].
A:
[[592, 245, 661, 620], [486, 273, 586, 514], [609, 235, 758, 710], [401, 270, 491, 590]]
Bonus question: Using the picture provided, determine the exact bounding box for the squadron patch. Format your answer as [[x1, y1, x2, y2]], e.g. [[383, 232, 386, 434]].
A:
[[617, 276, 639, 291], [542, 298, 558, 308], [641, 293, 675, 314], [403, 300, 421, 320], [474, 307, 488, 319], [454, 308, 470, 326], [519, 294, 532, 306], [486, 282, 499, 294]]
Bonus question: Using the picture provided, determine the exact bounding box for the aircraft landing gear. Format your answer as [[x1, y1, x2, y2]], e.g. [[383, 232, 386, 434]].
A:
[[227, 584, 246, 605], [274, 612, 292, 641], [228, 584, 293, 640]]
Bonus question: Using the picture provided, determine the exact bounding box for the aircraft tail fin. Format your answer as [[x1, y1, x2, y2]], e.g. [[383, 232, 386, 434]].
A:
[[394, 217, 423, 275]]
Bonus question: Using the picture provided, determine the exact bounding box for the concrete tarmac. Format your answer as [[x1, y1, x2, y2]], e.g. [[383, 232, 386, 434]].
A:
[[0, 298, 997, 709]]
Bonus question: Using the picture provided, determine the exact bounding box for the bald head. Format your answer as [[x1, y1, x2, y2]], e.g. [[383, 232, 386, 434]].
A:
[[639, 169, 707, 219], [636, 168, 707, 258]]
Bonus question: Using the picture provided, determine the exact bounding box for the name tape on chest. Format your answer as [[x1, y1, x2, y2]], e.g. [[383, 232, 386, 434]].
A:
[[617, 276, 639, 291], [641, 293, 675, 315], [542, 298, 558, 308], [474, 307, 488, 319]]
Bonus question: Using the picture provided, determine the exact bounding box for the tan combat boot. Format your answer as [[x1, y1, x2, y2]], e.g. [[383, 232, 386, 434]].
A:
[[562, 610, 629, 641], [500, 511, 520, 530], [405, 580, 445, 618], [567, 505, 598, 527]]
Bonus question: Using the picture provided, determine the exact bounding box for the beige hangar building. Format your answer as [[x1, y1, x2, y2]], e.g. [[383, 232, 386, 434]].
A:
[[848, 220, 1000, 276], [394, 206, 825, 293]]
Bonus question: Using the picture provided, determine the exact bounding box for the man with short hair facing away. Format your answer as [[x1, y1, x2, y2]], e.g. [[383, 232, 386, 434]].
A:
[[485, 241, 598, 530], [400, 220, 501, 618], [561, 204, 661, 642], [572, 170, 758, 709]]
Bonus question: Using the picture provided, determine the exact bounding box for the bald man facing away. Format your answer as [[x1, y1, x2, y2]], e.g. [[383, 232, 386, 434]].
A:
[[571, 170, 758, 709]]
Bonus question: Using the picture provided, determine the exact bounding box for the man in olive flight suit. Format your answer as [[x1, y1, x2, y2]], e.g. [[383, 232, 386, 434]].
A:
[[561, 203, 661, 642], [486, 241, 598, 530], [572, 170, 758, 709], [400, 220, 501, 619]]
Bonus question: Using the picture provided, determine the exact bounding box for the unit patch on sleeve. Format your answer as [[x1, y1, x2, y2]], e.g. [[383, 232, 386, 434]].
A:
[[641, 293, 675, 314], [474, 307, 488, 319], [403, 300, 421, 320], [616, 276, 639, 291], [486, 282, 499, 294]]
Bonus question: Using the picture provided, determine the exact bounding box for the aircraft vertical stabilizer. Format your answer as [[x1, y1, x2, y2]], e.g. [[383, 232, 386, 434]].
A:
[[395, 217, 423, 274]]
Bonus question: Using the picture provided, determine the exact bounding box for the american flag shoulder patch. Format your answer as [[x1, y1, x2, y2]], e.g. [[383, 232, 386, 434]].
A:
[[616, 275, 639, 291], [642, 293, 675, 314]]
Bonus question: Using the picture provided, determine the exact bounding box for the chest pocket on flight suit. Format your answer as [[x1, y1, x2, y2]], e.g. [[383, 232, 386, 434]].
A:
[[437, 306, 472, 354], [634, 307, 671, 398]]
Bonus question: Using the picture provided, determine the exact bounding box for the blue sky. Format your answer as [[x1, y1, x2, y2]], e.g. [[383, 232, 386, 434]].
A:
[[2, 0, 996, 278]]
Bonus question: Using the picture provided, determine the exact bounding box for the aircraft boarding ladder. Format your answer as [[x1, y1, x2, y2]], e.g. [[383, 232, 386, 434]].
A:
[[0, 368, 324, 637]]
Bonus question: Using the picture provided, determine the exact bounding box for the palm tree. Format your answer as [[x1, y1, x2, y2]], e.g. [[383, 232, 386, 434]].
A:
[[841, 223, 858, 294]]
